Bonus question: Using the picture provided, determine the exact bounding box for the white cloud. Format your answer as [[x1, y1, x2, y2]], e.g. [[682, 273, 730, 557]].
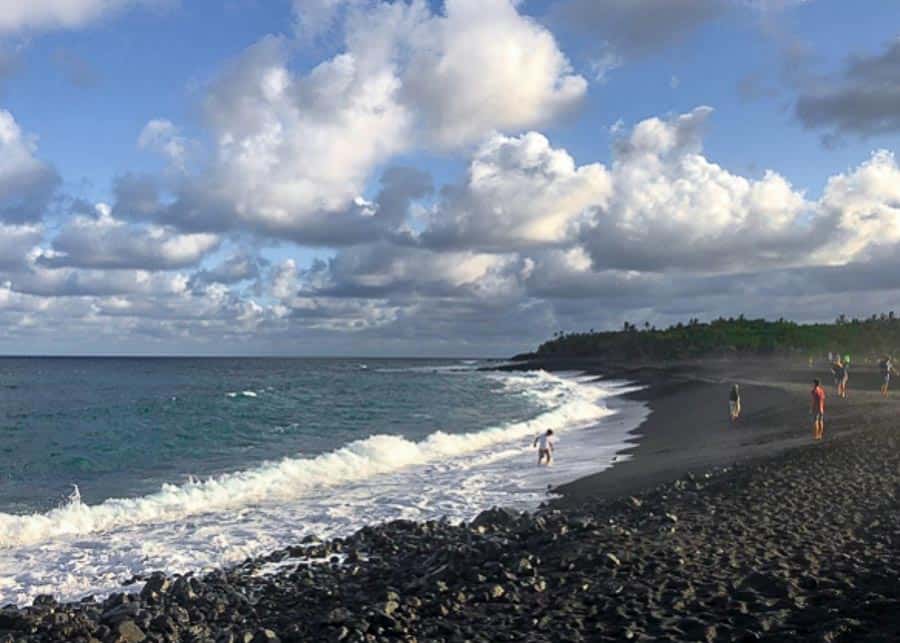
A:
[[39, 206, 220, 270], [582, 106, 813, 271], [0, 223, 44, 270], [138, 119, 189, 170], [423, 131, 612, 250], [816, 150, 900, 263], [187, 33, 411, 238], [144, 0, 585, 242], [591, 51, 622, 83], [0, 0, 171, 34], [0, 110, 59, 223], [400, 0, 587, 147]]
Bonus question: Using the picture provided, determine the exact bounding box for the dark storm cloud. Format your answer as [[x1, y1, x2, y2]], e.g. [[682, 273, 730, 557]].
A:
[[796, 38, 900, 137]]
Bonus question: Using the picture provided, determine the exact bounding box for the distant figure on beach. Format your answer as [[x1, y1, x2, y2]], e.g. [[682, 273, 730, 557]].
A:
[[831, 359, 847, 398], [729, 384, 741, 422], [811, 379, 825, 440], [840, 359, 849, 398], [533, 429, 554, 465], [880, 356, 895, 397]]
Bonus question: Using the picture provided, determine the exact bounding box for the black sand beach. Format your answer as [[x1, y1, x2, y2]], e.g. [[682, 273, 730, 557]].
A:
[[2, 357, 898, 642]]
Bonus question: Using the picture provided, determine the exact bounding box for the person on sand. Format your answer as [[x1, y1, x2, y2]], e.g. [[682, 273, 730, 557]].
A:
[[880, 356, 896, 397], [533, 429, 554, 465], [839, 359, 849, 398], [831, 359, 846, 398], [811, 378, 826, 440], [729, 384, 741, 422]]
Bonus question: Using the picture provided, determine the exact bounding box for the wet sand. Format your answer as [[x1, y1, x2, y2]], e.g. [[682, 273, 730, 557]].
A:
[[551, 357, 895, 504]]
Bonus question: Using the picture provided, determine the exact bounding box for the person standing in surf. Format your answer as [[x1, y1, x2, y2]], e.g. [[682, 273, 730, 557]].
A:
[[811, 379, 825, 440], [533, 429, 554, 465]]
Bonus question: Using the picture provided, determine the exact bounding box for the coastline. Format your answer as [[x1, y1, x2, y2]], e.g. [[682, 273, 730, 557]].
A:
[[507, 356, 897, 505], [2, 357, 898, 641]]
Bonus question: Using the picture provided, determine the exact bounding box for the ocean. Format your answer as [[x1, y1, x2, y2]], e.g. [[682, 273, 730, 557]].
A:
[[0, 357, 646, 606]]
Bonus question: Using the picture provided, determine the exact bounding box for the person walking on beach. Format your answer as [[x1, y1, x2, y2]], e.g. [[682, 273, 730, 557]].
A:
[[832, 359, 847, 399], [880, 356, 896, 397], [533, 429, 554, 465], [729, 384, 741, 422], [839, 358, 849, 398], [811, 379, 825, 440]]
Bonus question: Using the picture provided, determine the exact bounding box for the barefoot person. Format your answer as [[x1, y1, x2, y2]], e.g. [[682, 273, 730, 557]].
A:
[[832, 359, 847, 399], [880, 356, 895, 397], [729, 384, 741, 422], [533, 429, 554, 465], [840, 358, 849, 398], [811, 379, 825, 440]]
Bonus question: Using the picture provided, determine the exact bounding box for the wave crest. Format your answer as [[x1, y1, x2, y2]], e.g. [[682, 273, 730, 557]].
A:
[[0, 371, 610, 549]]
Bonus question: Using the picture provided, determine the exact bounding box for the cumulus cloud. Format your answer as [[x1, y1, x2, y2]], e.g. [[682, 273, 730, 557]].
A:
[[400, 0, 586, 147], [815, 150, 900, 263], [138, 119, 190, 170], [260, 104, 900, 353], [422, 131, 611, 251], [132, 0, 584, 243], [37, 205, 220, 270], [299, 243, 522, 301], [0, 224, 44, 270], [582, 106, 814, 271], [0, 0, 173, 34], [8, 264, 189, 298], [796, 38, 900, 138], [0, 110, 59, 223], [189, 252, 267, 288]]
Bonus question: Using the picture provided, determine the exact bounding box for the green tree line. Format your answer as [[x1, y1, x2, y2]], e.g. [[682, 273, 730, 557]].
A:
[[516, 314, 900, 362]]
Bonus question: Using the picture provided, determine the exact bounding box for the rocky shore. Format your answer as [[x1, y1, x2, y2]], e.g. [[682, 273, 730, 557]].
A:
[[1, 411, 897, 642]]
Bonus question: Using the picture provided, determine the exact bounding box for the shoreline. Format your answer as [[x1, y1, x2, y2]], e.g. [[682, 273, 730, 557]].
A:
[[2, 357, 898, 641], [510, 356, 897, 506]]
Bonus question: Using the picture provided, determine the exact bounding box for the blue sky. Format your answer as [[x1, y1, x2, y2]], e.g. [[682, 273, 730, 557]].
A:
[[1, 0, 899, 355]]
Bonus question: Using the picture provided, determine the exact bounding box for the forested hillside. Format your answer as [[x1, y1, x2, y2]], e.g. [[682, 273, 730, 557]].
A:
[[516, 315, 900, 362]]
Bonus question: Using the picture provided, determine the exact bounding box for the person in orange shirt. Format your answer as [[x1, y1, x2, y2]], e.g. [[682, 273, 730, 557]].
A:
[[811, 379, 826, 440]]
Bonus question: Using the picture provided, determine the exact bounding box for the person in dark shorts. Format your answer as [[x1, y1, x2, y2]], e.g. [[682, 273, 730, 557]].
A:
[[729, 384, 741, 422], [811, 379, 825, 440], [831, 359, 847, 398]]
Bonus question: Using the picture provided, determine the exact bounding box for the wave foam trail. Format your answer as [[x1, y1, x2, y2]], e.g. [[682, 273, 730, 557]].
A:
[[0, 370, 648, 606], [0, 371, 610, 550]]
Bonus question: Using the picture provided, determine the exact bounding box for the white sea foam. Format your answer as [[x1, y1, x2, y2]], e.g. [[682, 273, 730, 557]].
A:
[[226, 390, 258, 398], [0, 370, 646, 606]]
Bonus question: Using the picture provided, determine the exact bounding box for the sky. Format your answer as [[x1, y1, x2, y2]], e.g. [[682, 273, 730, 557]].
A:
[[0, 0, 899, 357]]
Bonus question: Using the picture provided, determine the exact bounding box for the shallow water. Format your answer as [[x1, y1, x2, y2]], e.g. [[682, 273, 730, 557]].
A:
[[0, 358, 646, 605]]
